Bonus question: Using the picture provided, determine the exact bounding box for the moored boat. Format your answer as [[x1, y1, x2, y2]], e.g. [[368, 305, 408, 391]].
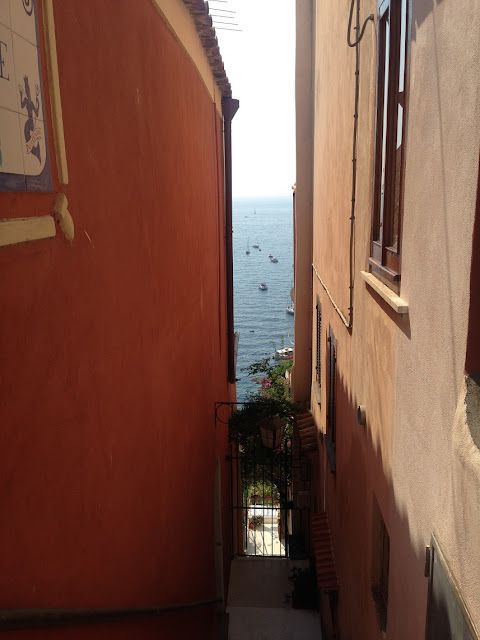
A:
[[274, 347, 293, 360]]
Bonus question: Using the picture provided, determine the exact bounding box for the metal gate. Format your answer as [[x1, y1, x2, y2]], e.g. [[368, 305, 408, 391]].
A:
[[216, 402, 310, 558]]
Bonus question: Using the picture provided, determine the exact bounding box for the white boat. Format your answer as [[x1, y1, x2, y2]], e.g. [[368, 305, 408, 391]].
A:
[[252, 243, 259, 248], [270, 256, 278, 263], [268, 253, 273, 258], [274, 347, 293, 360], [286, 304, 294, 315], [258, 283, 268, 291]]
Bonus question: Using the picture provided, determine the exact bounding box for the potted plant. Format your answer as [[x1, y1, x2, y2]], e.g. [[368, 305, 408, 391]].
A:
[[249, 515, 264, 529]]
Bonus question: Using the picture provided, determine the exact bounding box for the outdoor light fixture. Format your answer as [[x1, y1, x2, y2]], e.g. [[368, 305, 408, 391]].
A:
[[258, 415, 286, 450]]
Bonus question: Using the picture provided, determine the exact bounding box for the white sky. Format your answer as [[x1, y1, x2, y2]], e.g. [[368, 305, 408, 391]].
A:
[[212, 0, 296, 198]]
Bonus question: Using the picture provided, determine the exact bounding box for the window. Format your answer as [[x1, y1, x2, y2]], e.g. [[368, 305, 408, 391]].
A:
[[370, 0, 408, 291], [316, 300, 322, 382], [0, 0, 52, 191], [326, 326, 336, 472], [313, 299, 322, 404], [372, 500, 390, 632]]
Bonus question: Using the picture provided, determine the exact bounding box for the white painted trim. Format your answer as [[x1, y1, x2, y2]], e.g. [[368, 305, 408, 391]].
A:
[[360, 271, 409, 314], [0, 216, 56, 247], [43, 0, 69, 185]]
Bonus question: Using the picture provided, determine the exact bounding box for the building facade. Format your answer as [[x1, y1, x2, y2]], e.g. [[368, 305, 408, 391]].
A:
[[294, 0, 480, 638], [0, 1, 236, 637]]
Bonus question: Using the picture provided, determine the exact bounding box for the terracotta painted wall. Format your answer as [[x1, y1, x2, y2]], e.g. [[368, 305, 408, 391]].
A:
[[296, 0, 480, 638], [0, 1, 234, 638]]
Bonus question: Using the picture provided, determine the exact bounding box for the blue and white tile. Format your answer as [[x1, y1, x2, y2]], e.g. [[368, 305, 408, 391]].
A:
[[0, 23, 18, 111], [13, 31, 43, 121], [18, 111, 45, 176], [9, 0, 36, 46], [0, 106, 24, 174], [0, 0, 11, 28]]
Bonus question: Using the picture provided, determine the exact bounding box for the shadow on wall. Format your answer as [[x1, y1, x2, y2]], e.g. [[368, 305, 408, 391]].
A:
[[317, 368, 472, 640], [411, 0, 446, 41]]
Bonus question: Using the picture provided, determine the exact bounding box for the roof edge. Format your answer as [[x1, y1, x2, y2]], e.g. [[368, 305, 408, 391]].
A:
[[182, 0, 232, 98]]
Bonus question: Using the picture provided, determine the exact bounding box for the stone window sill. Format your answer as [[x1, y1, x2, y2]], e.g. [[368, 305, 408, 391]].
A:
[[361, 271, 408, 314]]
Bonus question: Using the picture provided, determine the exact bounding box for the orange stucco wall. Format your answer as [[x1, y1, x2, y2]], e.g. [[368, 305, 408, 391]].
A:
[[0, 1, 234, 638]]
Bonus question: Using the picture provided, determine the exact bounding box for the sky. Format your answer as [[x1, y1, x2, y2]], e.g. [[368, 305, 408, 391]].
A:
[[211, 0, 296, 198]]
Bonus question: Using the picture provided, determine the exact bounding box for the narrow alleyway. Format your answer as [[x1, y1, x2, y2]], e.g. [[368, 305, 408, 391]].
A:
[[226, 557, 323, 640]]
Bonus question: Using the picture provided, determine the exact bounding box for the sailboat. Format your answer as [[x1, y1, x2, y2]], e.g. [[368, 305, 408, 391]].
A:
[[246, 238, 250, 255]]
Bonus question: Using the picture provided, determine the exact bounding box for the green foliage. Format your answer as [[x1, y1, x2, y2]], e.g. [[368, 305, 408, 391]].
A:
[[230, 357, 296, 508], [230, 357, 295, 444], [246, 357, 294, 406], [248, 481, 279, 504]]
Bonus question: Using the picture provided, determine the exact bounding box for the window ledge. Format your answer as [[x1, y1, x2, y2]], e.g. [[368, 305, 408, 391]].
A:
[[0, 216, 56, 248], [361, 271, 408, 314]]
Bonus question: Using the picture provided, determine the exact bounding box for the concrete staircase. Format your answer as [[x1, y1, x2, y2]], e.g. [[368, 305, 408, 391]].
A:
[[226, 557, 323, 640]]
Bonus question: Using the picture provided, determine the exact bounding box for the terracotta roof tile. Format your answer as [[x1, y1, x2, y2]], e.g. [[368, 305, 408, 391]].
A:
[[182, 0, 232, 97]]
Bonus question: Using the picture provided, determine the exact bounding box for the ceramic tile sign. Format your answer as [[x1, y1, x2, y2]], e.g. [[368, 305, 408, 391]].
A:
[[0, 0, 52, 191]]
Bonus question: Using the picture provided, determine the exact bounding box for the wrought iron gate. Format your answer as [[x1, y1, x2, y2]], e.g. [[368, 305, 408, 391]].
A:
[[216, 402, 310, 558]]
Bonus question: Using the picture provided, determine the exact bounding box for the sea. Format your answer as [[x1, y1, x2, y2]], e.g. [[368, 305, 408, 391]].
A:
[[233, 195, 294, 401]]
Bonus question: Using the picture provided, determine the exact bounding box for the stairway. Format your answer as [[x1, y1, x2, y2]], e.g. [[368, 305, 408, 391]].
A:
[[226, 557, 323, 639]]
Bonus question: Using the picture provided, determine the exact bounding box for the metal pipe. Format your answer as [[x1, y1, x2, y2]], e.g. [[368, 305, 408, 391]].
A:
[[312, 263, 350, 329], [346, 0, 374, 328], [0, 599, 223, 632], [222, 97, 239, 384]]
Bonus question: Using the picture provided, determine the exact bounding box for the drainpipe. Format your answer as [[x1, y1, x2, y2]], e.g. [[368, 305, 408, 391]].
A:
[[222, 97, 240, 384]]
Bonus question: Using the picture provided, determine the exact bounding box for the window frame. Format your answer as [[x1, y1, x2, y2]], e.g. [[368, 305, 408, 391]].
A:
[[313, 298, 323, 405], [326, 326, 337, 472], [371, 503, 390, 632], [369, 0, 409, 292]]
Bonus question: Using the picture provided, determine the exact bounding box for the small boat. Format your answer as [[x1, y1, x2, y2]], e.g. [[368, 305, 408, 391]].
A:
[[268, 253, 273, 258], [270, 256, 278, 263], [246, 238, 250, 255], [252, 243, 259, 249], [286, 304, 294, 315], [274, 347, 294, 360], [258, 283, 268, 291], [258, 247, 262, 251]]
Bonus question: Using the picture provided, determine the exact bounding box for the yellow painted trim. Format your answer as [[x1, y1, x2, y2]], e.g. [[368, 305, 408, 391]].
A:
[[0, 216, 56, 247], [53, 193, 74, 242], [43, 0, 69, 185], [150, 0, 223, 115], [361, 271, 409, 314]]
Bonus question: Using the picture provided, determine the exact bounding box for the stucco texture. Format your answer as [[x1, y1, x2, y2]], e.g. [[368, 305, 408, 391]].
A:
[[300, 0, 480, 638], [0, 1, 233, 638]]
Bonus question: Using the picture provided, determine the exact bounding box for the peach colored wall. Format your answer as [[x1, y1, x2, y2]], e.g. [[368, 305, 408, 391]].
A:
[[297, 0, 480, 638], [390, 0, 480, 635], [0, 1, 234, 638]]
